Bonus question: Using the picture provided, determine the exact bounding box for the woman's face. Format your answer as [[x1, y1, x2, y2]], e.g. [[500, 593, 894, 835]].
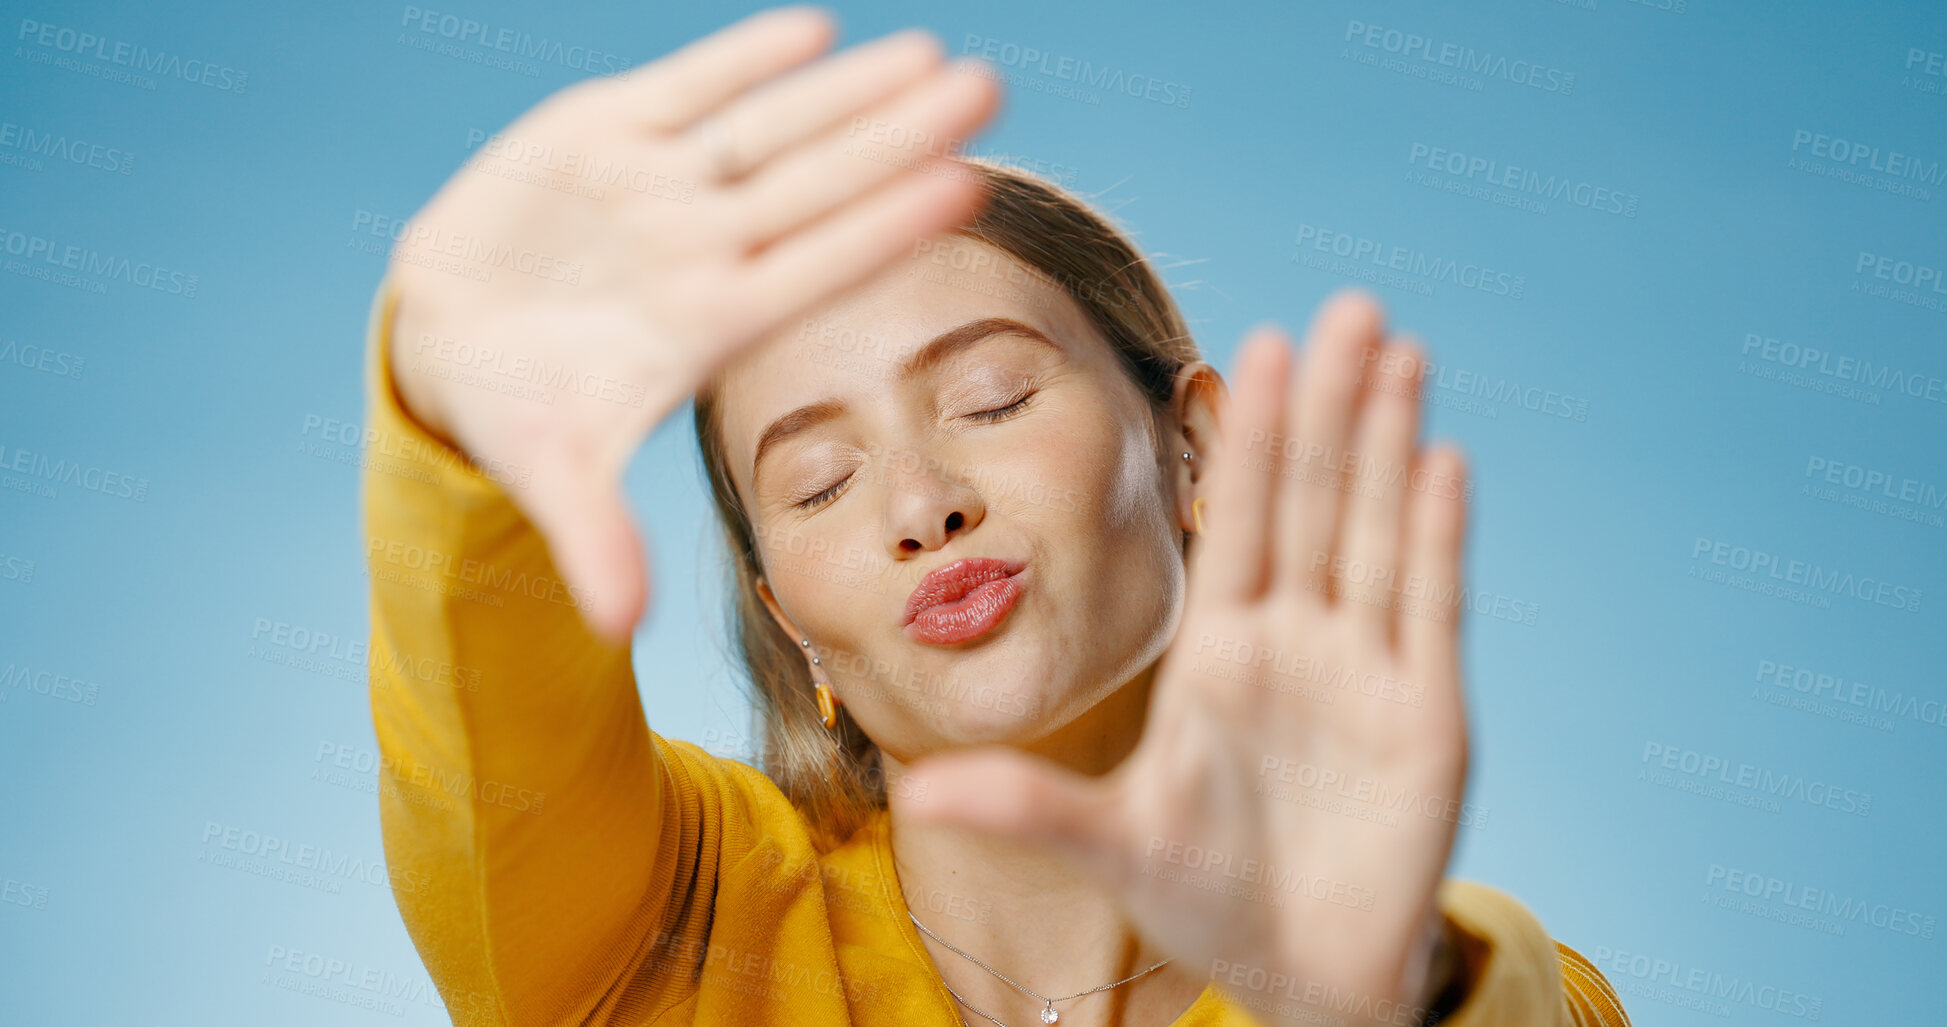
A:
[[715, 237, 1202, 763]]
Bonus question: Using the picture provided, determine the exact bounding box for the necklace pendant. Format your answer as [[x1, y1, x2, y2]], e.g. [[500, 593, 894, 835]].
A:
[[1040, 1005, 1059, 1024]]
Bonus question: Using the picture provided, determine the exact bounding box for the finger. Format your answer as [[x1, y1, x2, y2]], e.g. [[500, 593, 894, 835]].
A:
[[1400, 443, 1468, 693], [1336, 338, 1424, 641], [1276, 291, 1384, 600], [900, 749, 1124, 875], [517, 455, 649, 643], [739, 156, 987, 325], [610, 6, 837, 132], [691, 27, 944, 181], [735, 60, 1000, 246], [1191, 327, 1289, 602]]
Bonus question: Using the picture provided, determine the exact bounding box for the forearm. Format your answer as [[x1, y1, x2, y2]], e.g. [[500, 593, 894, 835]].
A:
[[383, 281, 463, 450], [1214, 883, 1581, 1027], [362, 278, 670, 1024]]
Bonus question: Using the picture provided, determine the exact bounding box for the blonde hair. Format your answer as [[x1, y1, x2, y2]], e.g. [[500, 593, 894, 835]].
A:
[[693, 158, 1201, 847]]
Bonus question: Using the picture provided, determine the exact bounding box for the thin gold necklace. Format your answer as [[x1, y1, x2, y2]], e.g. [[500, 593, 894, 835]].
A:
[[907, 909, 1172, 1025]]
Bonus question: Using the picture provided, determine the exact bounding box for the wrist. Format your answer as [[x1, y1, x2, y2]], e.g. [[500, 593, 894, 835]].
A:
[[1401, 912, 1464, 1021], [1406, 914, 1466, 1025], [385, 290, 460, 447]]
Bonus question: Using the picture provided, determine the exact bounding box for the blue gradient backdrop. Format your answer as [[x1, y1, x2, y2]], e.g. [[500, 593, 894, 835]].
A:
[[2, 0, 1942, 1023]]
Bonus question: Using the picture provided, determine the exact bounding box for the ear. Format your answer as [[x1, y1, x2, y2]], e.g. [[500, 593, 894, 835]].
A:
[[1169, 361, 1227, 535], [755, 578, 813, 667]]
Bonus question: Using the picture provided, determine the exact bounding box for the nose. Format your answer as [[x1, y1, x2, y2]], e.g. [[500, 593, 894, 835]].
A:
[[881, 465, 985, 556]]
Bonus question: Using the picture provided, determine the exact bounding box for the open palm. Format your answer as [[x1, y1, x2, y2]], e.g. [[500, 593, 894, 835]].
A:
[[385, 7, 1001, 641], [911, 293, 1472, 1026]]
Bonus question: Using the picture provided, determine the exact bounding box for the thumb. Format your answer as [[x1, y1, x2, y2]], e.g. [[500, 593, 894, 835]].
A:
[[901, 748, 1126, 875], [517, 454, 648, 644]]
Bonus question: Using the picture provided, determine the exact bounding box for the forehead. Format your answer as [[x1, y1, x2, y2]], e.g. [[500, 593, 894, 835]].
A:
[[715, 236, 1105, 483]]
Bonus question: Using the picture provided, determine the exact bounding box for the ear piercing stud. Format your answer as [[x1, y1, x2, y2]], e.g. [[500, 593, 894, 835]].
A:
[[1183, 453, 1206, 535], [802, 637, 838, 729]]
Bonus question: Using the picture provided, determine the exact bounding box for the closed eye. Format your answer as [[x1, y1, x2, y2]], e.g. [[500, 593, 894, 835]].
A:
[[795, 473, 852, 510], [794, 389, 1035, 509], [965, 390, 1036, 424]]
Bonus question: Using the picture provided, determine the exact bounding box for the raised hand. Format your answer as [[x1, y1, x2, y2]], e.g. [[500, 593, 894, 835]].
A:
[[385, 6, 1001, 640], [907, 293, 1473, 1026]]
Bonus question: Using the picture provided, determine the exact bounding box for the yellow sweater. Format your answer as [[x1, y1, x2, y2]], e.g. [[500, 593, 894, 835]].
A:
[[359, 283, 1631, 1027]]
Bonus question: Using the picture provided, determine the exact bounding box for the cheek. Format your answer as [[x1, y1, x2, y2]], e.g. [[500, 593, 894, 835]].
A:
[[1059, 401, 1176, 547], [1066, 403, 1185, 643], [752, 518, 895, 631], [1012, 399, 1182, 605]]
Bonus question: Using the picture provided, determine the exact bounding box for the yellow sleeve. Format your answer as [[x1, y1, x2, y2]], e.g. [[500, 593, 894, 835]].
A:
[[1555, 939, 1633, 1027], [360, 279, 701, 1025], [1437, 881, 1632, 1027]]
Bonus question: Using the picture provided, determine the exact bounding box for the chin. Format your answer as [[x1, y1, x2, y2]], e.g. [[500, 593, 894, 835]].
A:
[[928, 685, 1054, 743]]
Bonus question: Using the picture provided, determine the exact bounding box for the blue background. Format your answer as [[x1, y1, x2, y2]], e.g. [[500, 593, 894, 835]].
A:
[[2, 0, 1942, 1022]]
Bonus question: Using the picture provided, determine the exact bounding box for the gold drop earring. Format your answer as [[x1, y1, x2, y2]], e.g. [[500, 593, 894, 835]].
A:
[[1184, 452, 1207, 536], [801, 638, 838, 729]]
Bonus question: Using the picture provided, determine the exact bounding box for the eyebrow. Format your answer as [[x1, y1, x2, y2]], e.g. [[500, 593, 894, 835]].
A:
[[750, 318, 1059, 480]]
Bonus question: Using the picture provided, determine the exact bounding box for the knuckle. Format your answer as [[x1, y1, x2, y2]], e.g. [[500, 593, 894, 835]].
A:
[[707, 199, 758, 248], [540, 76, 616, 119]]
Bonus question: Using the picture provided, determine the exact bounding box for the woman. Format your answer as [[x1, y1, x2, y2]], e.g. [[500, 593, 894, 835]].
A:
[[362, 7, 1630, 1025]]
